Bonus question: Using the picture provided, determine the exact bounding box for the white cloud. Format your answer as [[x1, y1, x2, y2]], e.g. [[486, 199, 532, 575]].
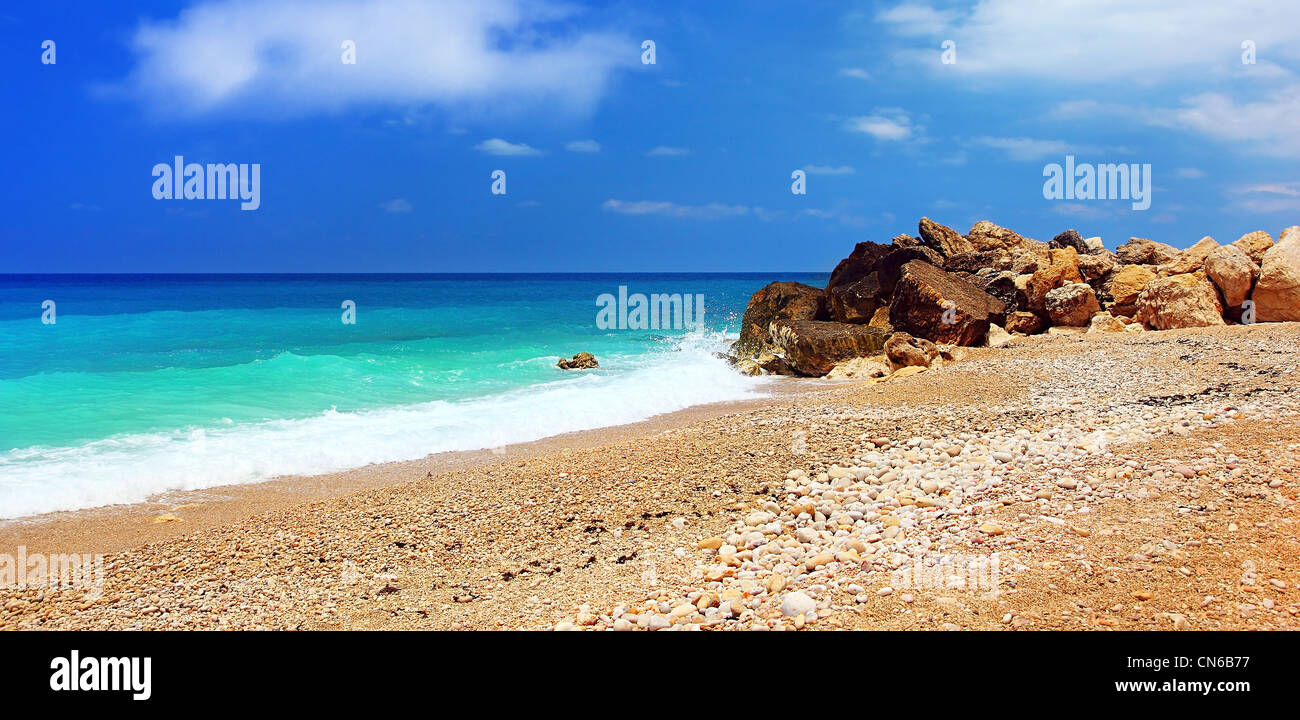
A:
[[839, 67, 871, 80], [565, 139, 601, 153], [474, 138, 542, 156], [646, 146, 690, 156], [803, 165, 856, 175], [113, 0, 633, 118], [380, 198, 412, 213], [1054, 85, 1300, 157], [1231, 183, 1300, 213], [969, 136, 1090, 161], [877, 1, 1300, 81], [845, 109, 916, 141], [602, 199, 748, 220], [1173, 168, 1206, 179]]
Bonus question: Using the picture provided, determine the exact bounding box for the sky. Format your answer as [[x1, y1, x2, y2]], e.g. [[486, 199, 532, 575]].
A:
[[1, 0, 1298, 273]]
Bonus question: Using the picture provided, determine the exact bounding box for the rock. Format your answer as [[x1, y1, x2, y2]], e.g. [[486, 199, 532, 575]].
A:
[[1203, 245, 1259, 310], [1045, 283, 1101, 327], [1005, 311, 1045, 335], [826, 356, 890, 379], [973, 269, 1023, 312], [1083, 236, 1105, 253], [1158, 236, 1219, 276], [557, 352, 599, 370], [919, 217, 974, 257], [888, 261, 1006, 346], [768, 320, 892, 376], [1008, 241, 1052, 275], [1087, 312, 1127, 333], [1233, 231, 1274, 265], [1026, 247, 1084, 314], [1252, 226, 1300, 322], [867, 306, 893, 332], [780, 591, 817, 618], [1134, 272, 1226, 329], [891, 233, 925, 249], [985, 323, 1012, 347], [733, 281, 827, 356], [885, 332, 938, 370], [1077, 250, 1118, 284], [944, 250, 1014, 274], [967, 220, 1033, 253], [1107, 264, 1158, 316], [825, 244, 941, 324], [1116, 237, 1180, 266], [1049, 229, 1099, 254]]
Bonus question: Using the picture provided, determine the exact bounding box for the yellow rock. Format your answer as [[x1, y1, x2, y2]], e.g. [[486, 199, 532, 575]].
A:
[[979, 522, 1005, 536], [153, 513, 182, 524], [767, 573, 788, 593], [697, 537, 724, 550]]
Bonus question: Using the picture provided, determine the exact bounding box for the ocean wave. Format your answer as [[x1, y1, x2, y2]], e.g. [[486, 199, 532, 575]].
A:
[[0, 335, 765, 519]]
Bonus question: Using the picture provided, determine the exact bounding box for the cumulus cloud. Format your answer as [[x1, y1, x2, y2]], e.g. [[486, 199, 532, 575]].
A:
[[474, 138, 542, 156], [112, 0, 634, 118], [602, 199, 748, 219]]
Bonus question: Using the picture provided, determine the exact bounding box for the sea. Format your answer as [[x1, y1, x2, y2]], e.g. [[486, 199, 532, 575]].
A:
[[0, 273, 826, 519]]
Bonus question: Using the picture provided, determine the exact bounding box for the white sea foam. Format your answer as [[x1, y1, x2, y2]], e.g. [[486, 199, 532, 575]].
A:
[[0, 335, 767, 519]]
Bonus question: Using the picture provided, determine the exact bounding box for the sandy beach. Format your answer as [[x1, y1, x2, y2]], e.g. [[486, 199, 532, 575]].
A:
[[1, 322, 1297, 630]]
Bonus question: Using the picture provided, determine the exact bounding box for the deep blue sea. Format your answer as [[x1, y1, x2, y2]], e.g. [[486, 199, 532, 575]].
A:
[[0, 273, 826, 518]]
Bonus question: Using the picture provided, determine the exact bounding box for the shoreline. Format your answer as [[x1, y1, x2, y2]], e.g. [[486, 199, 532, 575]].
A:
[[0, 376, 826, 558]]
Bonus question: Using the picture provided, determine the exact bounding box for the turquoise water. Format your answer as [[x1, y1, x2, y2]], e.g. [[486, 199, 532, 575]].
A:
[[0, 273, 825, 518]]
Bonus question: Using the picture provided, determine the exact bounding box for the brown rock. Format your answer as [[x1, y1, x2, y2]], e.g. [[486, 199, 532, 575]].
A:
[[1134, 272, 1226, 329], [1107, 264, 1158, 308], [1233, 231, 1274, 265], [1158, 236, 1219, 276], [557, 352, 599, 370], [1008, 240, 1052, 275], [768, 320, 892, 376], [824, 243, 941, 323], [867, 306, 893, 332], [943, 250, 1014, 274], [888, 261, 1006, 346], [1204, 245, 1259, 310], [1045, 283, 1101, 327], [1026, 247, 1084, 313], [967, 220, 1033, 253], [884, 332, 937, 370], [1116, 237, 1179, 266], [1252, 226, 1300, 322], [919, 217, 974, 257], [1087, 312, 1127, 333], [1005, 311, 1045, 335], [733, 281, 827, 356]]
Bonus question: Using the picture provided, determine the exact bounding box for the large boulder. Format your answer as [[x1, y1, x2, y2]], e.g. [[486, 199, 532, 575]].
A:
[[1045, 283, 1101, 327], [1203, 245, 1259, 311], [1106, 264, 1158, 317], [974, 269, 1023, 312], [967, 221, 1033, 253], [1134, 272, 1225, 330], [1026, 247, 1084, 314], [1252, 226, 1300, 322], [919, 217, 974, 257], [1233, 231, 1274, 266], [944, 250, 1014, 274], [1158, 236, 1220, 276], [824, 243, 942, 324], [888, 260, 1006, 346], [1087, 312, 1127, 333], [734, 281, 827, 356], [1116, 237, 1179, 266], [1009, 240, 1053, 275], [768, 320, 891, 377]]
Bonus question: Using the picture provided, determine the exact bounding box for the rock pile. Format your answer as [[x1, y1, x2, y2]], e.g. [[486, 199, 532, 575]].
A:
[[729, 219, 1299, 377]]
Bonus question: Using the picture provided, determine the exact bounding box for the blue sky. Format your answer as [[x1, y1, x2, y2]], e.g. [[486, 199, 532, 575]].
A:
[[2, 0, 1298, 273]]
